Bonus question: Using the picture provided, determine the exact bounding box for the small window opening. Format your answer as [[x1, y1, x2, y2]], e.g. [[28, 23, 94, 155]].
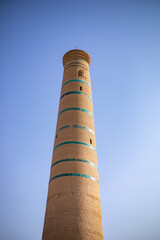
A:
[[78, 69, 83, 77], [56, 134, 58, 138], [80, 86, 82, 91], [90, 139, 92, 144]]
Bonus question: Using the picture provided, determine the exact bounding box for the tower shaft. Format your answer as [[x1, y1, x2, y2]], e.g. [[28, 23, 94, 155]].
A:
[[42, 49, 103, 240]]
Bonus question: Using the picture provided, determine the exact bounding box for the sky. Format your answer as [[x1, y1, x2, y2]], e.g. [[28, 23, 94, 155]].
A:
[[1, 0, 160, 239]]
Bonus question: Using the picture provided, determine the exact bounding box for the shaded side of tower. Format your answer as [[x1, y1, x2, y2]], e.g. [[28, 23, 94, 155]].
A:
[[42, 49, 103, 240]]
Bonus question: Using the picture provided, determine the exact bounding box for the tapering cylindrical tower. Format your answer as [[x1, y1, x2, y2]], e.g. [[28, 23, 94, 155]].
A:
[[42, 49, 103, 240]]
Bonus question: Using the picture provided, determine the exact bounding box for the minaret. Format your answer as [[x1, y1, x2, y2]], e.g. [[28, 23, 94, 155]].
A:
[[42, 49, 103, 240]]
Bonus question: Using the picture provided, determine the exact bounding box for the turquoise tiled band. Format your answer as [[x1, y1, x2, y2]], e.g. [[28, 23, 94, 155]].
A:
[[64, 63, 89, 71], [51, 158, 98, 169], [60, 91, 92, 101], [54, 141, 96, 151], [58, 108, 94, 117], [56, 125, 95, 135], [56, 125, 70, 133], [66, 58, 89, 65], [65, 62, 88, 69], [49, 173, 99, 184], [62, 79, 91, 88]]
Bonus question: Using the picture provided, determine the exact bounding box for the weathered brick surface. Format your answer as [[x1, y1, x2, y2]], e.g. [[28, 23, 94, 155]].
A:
[[42, 49, 103, 240]]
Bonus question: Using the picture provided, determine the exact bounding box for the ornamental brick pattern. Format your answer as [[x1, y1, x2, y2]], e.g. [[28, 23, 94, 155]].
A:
[[42, 49, 103, 240]]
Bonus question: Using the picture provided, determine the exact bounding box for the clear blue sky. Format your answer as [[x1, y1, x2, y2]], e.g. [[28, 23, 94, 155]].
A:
[[1, 0, 160, 239]]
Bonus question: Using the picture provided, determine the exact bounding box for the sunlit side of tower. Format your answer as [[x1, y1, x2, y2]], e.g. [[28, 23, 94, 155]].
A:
[[42, 49, 103, 240]]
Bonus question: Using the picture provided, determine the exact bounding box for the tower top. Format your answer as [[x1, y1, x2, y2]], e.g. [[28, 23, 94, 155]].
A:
[[63, 49, 91, 67]]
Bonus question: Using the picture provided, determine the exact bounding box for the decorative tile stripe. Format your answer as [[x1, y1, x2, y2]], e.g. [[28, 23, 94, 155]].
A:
[[56, 125, 70, 133], [58, 108, 94, 117], [73, 125, 95, 134], [49, 173, 99, 184], [53, 141, 96, 151], [66, 58, 89, 65], [60, 91, 92, 101], [51, 158, 98, 169], [56, 125, 95, 135], [64, 64, 89, 71], [65, 61, 89, 69], [62, 79, 91, 88]]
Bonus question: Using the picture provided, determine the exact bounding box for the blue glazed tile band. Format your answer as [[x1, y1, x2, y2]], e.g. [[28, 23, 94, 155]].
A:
[[53, 141, 96, 151], [72, 125, 95, 134], [65, 62, 89, 69], [60, 91, 92, 101], [64, 63, 89, 71], [51, 158, 98, 169], [58, 108, 94, 117], [49, 173, 99, 184], [62, 79, 91, 88], [56, 125, 95, 135], [56, 125, 70, 133], [66, 58, 89, 65]]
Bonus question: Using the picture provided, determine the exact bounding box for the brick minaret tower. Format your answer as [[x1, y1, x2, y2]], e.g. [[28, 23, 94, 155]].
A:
[[42, 49, 103, 240]]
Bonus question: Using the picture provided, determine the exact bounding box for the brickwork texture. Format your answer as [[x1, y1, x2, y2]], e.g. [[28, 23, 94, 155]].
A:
[[42, 49, 103, 240]]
